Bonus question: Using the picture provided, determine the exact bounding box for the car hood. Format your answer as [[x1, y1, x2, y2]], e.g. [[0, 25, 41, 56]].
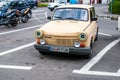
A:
[[40, 20, 90, 36]]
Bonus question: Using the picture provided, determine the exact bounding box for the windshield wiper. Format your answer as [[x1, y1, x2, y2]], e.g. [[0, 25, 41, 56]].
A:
[[64, 17, 78, 21]]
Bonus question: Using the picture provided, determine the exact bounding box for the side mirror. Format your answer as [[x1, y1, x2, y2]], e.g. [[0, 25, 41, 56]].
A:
[[47, 16, 51, 20], [92, 18, 97, 21]]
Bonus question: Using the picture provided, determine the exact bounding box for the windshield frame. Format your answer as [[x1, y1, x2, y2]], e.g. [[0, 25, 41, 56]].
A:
[[52, 8, 89, 21]]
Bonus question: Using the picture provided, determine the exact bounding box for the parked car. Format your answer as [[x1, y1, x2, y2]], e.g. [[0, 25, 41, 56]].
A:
[[48, 0, 67, 11], [34, 4, 98, 59], [26, 0, 39, 8], [7, 0, 30, 10]]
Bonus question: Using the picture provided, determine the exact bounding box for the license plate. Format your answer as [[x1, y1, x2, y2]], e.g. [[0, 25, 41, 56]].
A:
[[49, 46, 69, 53]]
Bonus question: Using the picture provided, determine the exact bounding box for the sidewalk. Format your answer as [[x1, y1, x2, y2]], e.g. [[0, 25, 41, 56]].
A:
[[93, 4, 120, 21]]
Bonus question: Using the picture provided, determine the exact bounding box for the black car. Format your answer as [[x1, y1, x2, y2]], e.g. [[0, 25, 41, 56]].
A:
[[25, 0, 38, 8], [2, 0, 32, 17], [8, 0, 30, 10]]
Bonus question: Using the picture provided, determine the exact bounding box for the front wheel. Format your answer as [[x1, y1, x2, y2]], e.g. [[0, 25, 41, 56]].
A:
[[7, 16, 18, 28], [84, 41, 93, 59], [95, 27, 98, 41], [21, 15, 29, 23], [27, 12, 32, 19], [84, 48, 92, 59]]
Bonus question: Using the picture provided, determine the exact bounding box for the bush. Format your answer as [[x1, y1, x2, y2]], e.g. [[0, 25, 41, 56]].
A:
[[38, 3, 48, 7], [108, 0, 120, 14]]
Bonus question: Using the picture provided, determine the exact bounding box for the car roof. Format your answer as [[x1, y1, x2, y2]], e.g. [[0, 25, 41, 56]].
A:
[[57, 4, 93, 9]]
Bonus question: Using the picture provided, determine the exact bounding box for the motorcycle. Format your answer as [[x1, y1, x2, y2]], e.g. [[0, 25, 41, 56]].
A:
[[16, 7, 32, 23], [0, 9, 18, 27]]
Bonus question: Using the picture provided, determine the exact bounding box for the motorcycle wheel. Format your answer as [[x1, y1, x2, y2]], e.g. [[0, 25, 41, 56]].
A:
[[21, 15, 29, 23], [28, 12, 32, 19], [7, 16, 18, 28]]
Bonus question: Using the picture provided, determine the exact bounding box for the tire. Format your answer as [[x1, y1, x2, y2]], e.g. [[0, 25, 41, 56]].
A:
[[7, 16, 18, 28], [84, 40, 93, 59], [84, 47, 92, 59], [21, 15, 29, 23], [27, 12, 32, 19], [95, 28, 98, 41]]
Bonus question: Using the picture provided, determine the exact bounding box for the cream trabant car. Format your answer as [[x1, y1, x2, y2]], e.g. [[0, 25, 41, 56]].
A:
[[34, 4, 98, 58]]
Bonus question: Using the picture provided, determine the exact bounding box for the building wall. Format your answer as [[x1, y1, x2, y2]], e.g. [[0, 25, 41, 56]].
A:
[[82, 0, 109, 4]]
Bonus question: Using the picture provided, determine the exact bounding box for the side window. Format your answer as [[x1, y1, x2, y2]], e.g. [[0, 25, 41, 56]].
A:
[[90, 7, 96, 20]]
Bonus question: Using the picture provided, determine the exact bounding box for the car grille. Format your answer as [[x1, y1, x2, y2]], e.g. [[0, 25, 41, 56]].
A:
[[44, 35, 78, 46], [56, 39, 77, 46]]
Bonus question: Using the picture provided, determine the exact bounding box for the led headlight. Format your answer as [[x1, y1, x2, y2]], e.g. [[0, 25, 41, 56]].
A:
[[78, 33, 87, 41], [34, 29, 43, 38]]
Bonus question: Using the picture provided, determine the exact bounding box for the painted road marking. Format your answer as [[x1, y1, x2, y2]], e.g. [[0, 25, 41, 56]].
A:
[[0, 42, 35, 70], [73, 71, 120, 77], [0, 42, 35, 56], [45, 11, 47, 18], [0, 65, 32, 70], [29, 17, 46, 21], [73, 38, 120, 77], [98, 32, 112, 37], [0, 25, 42, 35], [32, 10, 46, 13], [117, 69, 120, 74]]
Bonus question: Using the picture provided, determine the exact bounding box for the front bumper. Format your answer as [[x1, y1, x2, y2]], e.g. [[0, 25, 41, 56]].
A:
[[34, 44, 91, 55]]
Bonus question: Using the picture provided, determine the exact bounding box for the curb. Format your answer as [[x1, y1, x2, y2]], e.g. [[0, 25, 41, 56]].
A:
[[96, 15, 119, 21]]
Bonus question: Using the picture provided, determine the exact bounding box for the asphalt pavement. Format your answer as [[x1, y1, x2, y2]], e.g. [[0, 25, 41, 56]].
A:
[[93, 4, 120, 21]]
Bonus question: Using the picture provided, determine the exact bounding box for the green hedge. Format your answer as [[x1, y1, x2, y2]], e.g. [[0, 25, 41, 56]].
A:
[[108, 0, 120, 14], [38, 3, 48, 7]]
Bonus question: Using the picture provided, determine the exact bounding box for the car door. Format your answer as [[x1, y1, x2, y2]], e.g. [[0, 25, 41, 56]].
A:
[[89, 7, 98, 41]]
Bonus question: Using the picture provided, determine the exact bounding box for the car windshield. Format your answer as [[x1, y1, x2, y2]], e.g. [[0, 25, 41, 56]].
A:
[[52, 8, 88, 21]]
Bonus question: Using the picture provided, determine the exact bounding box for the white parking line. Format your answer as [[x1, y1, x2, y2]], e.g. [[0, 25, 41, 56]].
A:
[[73, 71, 120, 77], [0, 42, 35, 56], [45, 11, 47, 18], [29, 17, 46, 21], [0, 65, 32, 70], [117, 69, 120, 74], [98, 32, 112, 36], [0, 25, 42, 35], [32, 10, 46, 13], [73, 38, 120, 77]]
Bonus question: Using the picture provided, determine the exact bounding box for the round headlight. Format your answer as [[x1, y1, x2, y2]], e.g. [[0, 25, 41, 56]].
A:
[[78, 33, 87, 41], [34, 30, 43, 38]]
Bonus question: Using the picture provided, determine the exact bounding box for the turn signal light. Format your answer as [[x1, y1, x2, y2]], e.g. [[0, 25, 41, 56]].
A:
[[36, 38, 40, 44], [80, 43, 85, 47]]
